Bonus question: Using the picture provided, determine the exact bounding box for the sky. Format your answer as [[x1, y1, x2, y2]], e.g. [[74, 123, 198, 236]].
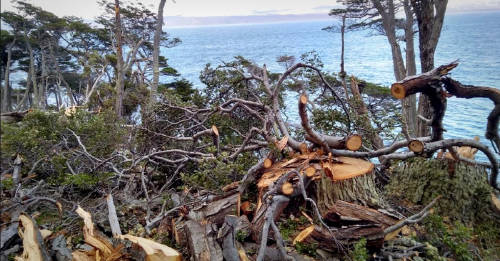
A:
[[2, 0, 500, 26]]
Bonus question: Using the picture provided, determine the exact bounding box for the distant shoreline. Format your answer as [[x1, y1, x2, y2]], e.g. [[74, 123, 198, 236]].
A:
[[165, 10, 500, 29]]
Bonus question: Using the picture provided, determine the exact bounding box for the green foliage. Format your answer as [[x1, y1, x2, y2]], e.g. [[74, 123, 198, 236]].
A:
[[54, 172, 113, 190], [181, 152, 255, 191], [1, 177, 14, 190], [1, 110, 124, 186], [236, 230, 248, 242], [349, 238, 369, 261], [295, 242, 318, 257], [422, 214, 475, 261], [474, 221, 500, 259], [278, 216, 308, 241]]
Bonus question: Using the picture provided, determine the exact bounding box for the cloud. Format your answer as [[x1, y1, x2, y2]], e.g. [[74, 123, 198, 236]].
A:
[[252, 9, 292, 15]]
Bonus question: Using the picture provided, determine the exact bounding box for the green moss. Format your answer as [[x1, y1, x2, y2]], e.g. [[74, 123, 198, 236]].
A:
[[295, 242, 318, 257], [1, 177, 14, 190], [278, 216, 308, 241], [236, 230, 248, 242], [422, 214, 478, 261], [349, 238, 369, 261], [385, 158, 493, 223]]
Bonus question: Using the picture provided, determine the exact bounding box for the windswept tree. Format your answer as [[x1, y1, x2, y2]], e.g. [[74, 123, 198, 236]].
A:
[[411, 0, 448, 136], [328, 0, 419, 136]]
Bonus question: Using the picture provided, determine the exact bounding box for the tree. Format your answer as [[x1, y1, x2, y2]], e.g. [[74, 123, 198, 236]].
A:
[[329, 0, 419, 136], [411, 0, 448, 136], [114, 0, 125, 117], [151, 0, 167, 102]]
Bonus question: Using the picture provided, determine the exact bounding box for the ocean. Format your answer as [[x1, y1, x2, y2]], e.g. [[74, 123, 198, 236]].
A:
[[164, 11, 500, 166]]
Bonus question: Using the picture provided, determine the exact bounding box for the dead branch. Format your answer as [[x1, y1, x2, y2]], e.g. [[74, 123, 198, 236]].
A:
[[441, 77, 500, 152], [383, 196, 440, 235]]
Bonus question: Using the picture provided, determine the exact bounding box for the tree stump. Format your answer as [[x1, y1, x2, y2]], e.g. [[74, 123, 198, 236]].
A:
[[315, 156, 381, 212], [385, 158, 495, 222]]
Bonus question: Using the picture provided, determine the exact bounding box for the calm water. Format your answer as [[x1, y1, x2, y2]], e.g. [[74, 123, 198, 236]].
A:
[[164, 12, 500, 166]]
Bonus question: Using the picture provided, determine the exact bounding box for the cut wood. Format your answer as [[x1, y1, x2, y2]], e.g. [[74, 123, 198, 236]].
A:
[[408, 139, 425, 153], [304, 166, 318, 179], [316, 163, 380, 209], [188, 192, 240, 225], [184, 220, 223, 261], [280, 182, 294, 196], [322, 156, 374, 181], [117, 234, 181, 261], [211, 125, 219, 137], [323, 200, 398, 228], [16, 214, 51, 261], [442, 136, 480, 160], [391, 62, 458, 99], [293, 224, 384, 252], [263, 158, 273, 169], [74, 206, 123, 260]]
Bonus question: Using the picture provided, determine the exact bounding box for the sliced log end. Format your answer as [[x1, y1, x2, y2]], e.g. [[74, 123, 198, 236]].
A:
[[263, 158, 273, 169], [408, 140, 425, 153], [280, 182, 294, 196], [346, 134, 362, 151], [304, 166, 317, 178], [391, 83, 406, 99], [293, 225, 314, 245], [323, 157, 374, 181], [211, 125, 219, 137], [300, 94, 308, 105]]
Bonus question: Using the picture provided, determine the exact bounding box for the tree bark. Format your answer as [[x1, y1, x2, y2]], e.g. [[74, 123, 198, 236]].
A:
[[25, 37, 38, 109], [411, 0, 448, 137], [403, 0, 417, 136], [2, 39, 16, 112], [114, 0, 125, 118], [151, 0, 167, 102], [184, 220, 223, 261]]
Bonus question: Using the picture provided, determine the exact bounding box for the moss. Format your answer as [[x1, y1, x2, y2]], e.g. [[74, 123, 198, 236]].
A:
[[236, 230, 248, 242], [349, 238, 369, 261], [385, 158, 493, 223], [278, 216, 308, 241], [295, 242, 318, 257], [1, 177, 14, 190]]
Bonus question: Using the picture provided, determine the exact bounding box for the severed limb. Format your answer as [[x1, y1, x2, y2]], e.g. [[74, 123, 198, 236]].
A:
[[441, 77, 500, 152]]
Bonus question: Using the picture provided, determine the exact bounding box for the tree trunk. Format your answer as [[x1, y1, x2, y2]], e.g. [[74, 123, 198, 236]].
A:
[[48, 42, 75, 106], [403, 0, 417, 136], [40, 47, 48, 110], [411, 0, 448, 137], [315, 168, 381, 211], [151, 0, 167, 102], [114, 0, 125, 118], [25, 38, 38, 109], [2, 39, 16, 112]]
